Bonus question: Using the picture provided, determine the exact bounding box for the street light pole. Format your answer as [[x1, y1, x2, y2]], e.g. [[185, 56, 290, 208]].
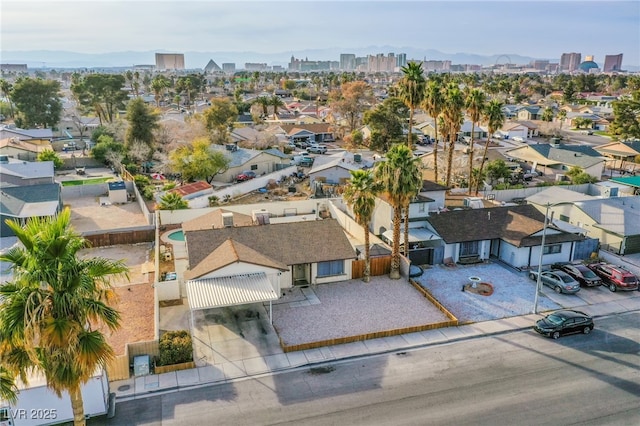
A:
[[533, 202, 551, 314]]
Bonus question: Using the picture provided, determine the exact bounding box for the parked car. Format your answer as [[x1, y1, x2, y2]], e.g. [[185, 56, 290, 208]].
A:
[[308, 144, 327, 154], [534, 310, 594, 339], [236, 170, 257, 182], [551, 262, 602, 287], [298, 157, 314, 167], [528, 270, 581, 294], [587, 262, 639, 292]]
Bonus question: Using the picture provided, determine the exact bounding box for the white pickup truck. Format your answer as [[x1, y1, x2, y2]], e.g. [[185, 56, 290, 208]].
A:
[[307, 144, 327, 154]]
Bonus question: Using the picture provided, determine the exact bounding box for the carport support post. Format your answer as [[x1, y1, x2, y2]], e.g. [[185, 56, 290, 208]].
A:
[[269, 300, 272, 324], [533, 203, 551, 314]]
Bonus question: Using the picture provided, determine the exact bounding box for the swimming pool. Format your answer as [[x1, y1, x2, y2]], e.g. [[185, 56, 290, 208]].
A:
[[167, 230, 185, 242]]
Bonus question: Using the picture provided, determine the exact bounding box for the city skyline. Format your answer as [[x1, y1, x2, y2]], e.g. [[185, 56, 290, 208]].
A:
[[2, 0, 639, 68]]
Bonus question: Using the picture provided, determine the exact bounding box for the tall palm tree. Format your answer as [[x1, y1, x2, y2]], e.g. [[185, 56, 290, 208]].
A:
[[0, 209, 128, 426], [150, 76, 170, 107], [374, 144, 421, 279], [271, 95, 285, 118], [557, 109, 567, 131], [475, 99, 505, 195], [254, 96, 271, 118], [0, 79, 14, 118], [398, 62, 426, 147], [0, 366, 18, 404], [465, 88, 487, 194], [423, 80, 445, 182], [343, 169, 380, 283], [442, 82, 465, 189]]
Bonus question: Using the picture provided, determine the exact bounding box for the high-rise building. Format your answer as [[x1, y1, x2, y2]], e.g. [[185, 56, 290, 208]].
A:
[[340, 53, 356, 71], [531, 60, 549, 71], [603, 54, 623, 72], [155, 53, 185, 70], [222, 63, 236, 74], [560, 52, 581, 72], [397, 53, 407, 68], [367, 53, 396, 73]]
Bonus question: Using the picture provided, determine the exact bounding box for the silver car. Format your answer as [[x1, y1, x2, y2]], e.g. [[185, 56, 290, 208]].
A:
[[529, 270, 581, 294]]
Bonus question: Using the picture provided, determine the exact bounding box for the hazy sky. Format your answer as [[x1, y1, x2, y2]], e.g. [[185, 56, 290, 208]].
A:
[[2, 0, 639, 66]]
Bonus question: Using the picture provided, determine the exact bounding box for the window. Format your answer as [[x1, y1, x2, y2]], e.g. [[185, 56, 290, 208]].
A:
[[459, 241, 479, 257], [317, 260, 344, 277], [250, 164, 258, 170], [543, 244, 562, 255], [559, 214, 570, 222], [418, 203, 426, 213]]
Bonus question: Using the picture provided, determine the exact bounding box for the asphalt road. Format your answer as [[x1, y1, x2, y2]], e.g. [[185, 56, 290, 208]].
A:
[[91, 312, 640, 426]]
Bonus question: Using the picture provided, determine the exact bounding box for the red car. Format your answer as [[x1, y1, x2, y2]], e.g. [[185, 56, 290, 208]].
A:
[[236, 171, 257, 182], [587, 262, 639, 292]]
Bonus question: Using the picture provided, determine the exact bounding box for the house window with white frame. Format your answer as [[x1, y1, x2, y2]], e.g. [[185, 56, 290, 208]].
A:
[[317, 260, 344, 277], [459, 241, 479, 258], [543, 244, 562, 255]]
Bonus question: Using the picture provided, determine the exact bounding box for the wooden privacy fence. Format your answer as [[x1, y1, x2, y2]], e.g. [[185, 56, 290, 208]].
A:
[[83, 227, 155, 247], [352, 256, 392, 279], [106, 339, 160, 381]]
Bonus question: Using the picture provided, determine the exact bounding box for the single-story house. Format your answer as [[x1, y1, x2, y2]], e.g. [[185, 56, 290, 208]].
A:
[[210, 145, 291, 183], [0, 138, 52, 161], [594, 141, 640, 170], [527, 187, 640, 255], [184, 218, 357, 289], [425, 204, 590, 269], [0, 126, 53, 141], [517, 105, 543, 121], [55, 116, 100, 139], [0, 183, 63, 237], [280, 123, 335, 144], [500, 122, 529, 140], [308, 155, 360, 187], [505, 143, 605, 178], [0, 157, 55, 187], [608, 176, 640, 195]]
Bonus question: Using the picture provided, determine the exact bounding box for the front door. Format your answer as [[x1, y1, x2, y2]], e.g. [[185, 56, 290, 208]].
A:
[[293, 264, 309, 286]]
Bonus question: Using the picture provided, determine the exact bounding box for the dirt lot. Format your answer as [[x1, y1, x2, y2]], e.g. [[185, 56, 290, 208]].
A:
[[65, 196, 148, 233], [79, 243, 153, 286]]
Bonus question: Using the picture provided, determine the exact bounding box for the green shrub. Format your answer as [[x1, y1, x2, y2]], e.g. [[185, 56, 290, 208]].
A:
[[157, 330, 193, 366], [142, 186, 155, 200], [134, 174, 151, 190]]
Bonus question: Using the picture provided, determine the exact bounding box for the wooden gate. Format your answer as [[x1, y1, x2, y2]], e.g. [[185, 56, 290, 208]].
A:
[[352, 256, 392, 279]]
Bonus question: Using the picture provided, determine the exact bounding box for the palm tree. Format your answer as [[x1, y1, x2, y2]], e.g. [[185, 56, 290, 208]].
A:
[[475, 99, 505, 195], [0, 366, 18, 404], [150, 76, 170, 107], [442, 82, 465, 188], [343, 169, 380, 283], [0, 79, 14, 118], [0, 209, 128, 426], [557, 109, 567, 131], [254, 96, 271, 118], [271, 95, 285, 118], [398, 62, 426, 147], [464, 88, 487, 194], [158, 192, 189, 210], [374, 144, 421, 279], [423, 80, 445, 182]]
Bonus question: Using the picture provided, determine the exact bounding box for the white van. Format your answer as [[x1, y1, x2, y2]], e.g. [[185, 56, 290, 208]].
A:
[[512, 136, 525, 143]]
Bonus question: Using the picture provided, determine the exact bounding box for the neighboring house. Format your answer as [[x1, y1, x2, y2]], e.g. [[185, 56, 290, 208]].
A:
[[505, 143, 605, 178], [0, 183, 63, 237], [501, 105, 520, 119], [458, 120, 487, 141], [370, 180, 448, 265], [517, 105, 543, 121], [0, 157, 55, 187], [565, 112, 609, 131], [182, 208, 255, 232], [0, 138, 52, 161], [608, 176, 640, 195], [527, 187, 640, 255], [0, 126, 53, 141], [210, 144, 291, 183], [594, 141, 640, 170], [426, 204, 590, 269], [280, 123, 336, 144], [500, 122, 529, 140], [183, 218, 357, 289], [515, 120, 539, 138], [307, 155, 360, 187], [55, 116, 100, 138]]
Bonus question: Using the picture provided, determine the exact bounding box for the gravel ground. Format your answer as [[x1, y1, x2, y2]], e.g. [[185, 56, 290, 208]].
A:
[[414, 263, 561, 323], [272, 277, 450, 346]]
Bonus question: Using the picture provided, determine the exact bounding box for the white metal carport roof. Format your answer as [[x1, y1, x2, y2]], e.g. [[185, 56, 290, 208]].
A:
[[186, 272, 279, 323]]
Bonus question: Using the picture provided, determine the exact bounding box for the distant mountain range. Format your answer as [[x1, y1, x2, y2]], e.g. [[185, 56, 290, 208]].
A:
[[3, 47, 551, 70], [3, 47, 637, 72]]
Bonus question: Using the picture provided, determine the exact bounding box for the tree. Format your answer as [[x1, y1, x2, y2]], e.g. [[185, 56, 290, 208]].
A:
[[90, 134, 126, 165], [398, 62, 426, 147], [541, 107, 554, 122], [363, 97, 406, 152], [557, 109, 567, 131], [343, 169, 380, 283], [158, 192, 189, 210], [465, 88, 486, 193], [0, 79, 14, 119], [253, 96, 271, 118], [609, 95, 640, 140], [150, 75, 170, 107], [201, 98, 238, 144], [169, 137, 230, 183], [125, 98, 159, 148], [37, 149, 64, 169], [475, 99, 505, 194], [0, 366, 18, 404], [11, 77, 62, 128], [330, 81, 375, 132], [566, 166, 598, 184], [374, 144, 421, 279], [71, 74, 128, 125], [485, 159, 512, 185], [423, 80, 445, 182], [0, 209, 128, 426], [442, 82, 464, 188], [270, 95, 285, 117]]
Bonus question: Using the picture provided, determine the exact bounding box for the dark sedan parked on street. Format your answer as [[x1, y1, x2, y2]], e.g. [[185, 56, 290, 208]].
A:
[[551, 262, 602, 287], [534, 310, 594, 339]]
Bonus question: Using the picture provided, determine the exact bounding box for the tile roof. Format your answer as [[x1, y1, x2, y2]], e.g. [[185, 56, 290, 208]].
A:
[[427, 204, 584, 247], [185, 219, 357, 271], [169, 181, 212, 197]]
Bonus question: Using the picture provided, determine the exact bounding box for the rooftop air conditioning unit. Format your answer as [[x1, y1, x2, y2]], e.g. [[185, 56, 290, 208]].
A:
[[252, 209, 270, 225], [221, 212, 234, 227]]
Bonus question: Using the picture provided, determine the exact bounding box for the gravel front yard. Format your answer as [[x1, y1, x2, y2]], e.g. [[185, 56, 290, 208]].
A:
[[414, 263, 561, 323], [272, 277, 450, 347]]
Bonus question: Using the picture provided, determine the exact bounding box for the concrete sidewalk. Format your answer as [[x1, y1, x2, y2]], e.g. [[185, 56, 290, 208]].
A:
[[111, 291, 640, 401]]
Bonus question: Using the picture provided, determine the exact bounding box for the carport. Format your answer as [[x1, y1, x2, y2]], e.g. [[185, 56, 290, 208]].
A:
[[186, 272, 280, 324]]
